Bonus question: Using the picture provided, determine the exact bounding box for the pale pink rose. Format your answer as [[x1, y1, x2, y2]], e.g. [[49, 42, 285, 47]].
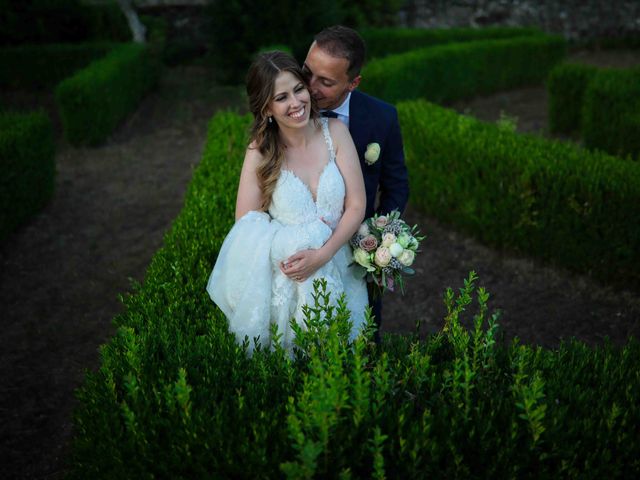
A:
[[374, 247, 391, 267], [359, 234, 378, 252], [374, 216, 388, 228], [381, 232, 396, 248]]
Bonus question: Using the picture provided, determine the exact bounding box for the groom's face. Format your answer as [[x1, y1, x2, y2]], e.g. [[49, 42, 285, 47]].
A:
[[303, 42, 360, 111]]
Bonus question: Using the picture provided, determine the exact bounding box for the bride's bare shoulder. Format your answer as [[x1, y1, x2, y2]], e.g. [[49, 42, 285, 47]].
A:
[[244, 141, 264, 168], [326, 118, 352, 147]]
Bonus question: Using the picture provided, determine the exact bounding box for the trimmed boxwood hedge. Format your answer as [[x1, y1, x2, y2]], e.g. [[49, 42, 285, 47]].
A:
[[361, 34, 566, 105], [55, 43, 161, 146], [361, 26, 542, 59], [0, 111, 55, 241], [398, 99, 640, 287], [548, 63, 640, 160], [0, 42, 117, 90], [68, 111, 640, 478], [582, 67, 640, 160], [547, 62, 599, 134]]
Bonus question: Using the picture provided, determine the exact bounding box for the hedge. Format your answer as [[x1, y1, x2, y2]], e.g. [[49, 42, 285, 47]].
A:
[[206, 0, 345, 83], [547, 63, 640, 160], [0, 111, 55, 241], [547, 62, 599, 134], [0, 42, 117, 90], [361, 26, 543, 59], [68, 111, 640, 478], [0, 0, 130, 46], [361, 34, 566, 105], [55, 43, 161, 146], [399, 99, 640, 287], [582, 67, 640, 160]]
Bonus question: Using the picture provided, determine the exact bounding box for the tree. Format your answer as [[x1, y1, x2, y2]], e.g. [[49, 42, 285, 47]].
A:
[[116, 0, 145, 43]]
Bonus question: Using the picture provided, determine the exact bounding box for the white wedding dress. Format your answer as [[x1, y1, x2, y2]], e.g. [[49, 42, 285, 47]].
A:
[[207, 118, 368, 353]]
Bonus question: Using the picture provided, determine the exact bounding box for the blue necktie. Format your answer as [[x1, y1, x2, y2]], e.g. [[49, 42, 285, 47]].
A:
[[321, 110, 338, 118]]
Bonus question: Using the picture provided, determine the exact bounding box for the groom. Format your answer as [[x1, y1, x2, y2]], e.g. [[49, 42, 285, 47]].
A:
[[303, 25, 410, 342]]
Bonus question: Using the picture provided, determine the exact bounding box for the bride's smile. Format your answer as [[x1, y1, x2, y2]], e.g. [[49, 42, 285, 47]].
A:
[[289, 106, 305, 119]]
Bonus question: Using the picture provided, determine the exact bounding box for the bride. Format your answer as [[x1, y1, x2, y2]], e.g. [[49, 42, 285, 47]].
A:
[[207, 51, 368, 353]]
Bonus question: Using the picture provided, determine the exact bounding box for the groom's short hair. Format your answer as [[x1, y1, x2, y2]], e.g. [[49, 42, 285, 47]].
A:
[[314, 25, 366, 80]]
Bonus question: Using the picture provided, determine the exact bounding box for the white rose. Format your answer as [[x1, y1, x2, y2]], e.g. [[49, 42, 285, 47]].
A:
[[381, 233, 396, 248], [389, 242, 404, 258], [364, 142, 381, 165], [398, 249, 415, 266], [354, 248, 376, 271], [357, 223, 370, 236]]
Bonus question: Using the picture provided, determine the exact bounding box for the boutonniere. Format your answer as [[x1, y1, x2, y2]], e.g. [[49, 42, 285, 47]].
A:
[[364, 142, 381, 165]]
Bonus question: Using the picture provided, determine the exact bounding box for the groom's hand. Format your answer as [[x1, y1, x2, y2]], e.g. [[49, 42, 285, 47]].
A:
[[280, 249, 327, 282]]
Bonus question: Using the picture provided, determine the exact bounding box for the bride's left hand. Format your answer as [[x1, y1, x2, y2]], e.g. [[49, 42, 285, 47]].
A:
[[280, 249, 328, 282]]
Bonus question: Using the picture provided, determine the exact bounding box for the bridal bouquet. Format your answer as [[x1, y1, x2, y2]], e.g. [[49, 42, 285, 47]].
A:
[[350, 210, 424, 298]]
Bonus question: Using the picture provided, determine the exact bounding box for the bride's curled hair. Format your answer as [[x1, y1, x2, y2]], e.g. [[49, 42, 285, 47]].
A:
[[246, 51, 319, 210]]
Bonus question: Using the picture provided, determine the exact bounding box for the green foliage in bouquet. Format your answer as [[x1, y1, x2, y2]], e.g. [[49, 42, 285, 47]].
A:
[[361, 26, 542, 59], [583, 67, 640, 160], [55, 43, 161, 146], [399, 99, 640, 288], [0, 42, 117, 90], [361, 34, 566, 105], [68, 111, 640, 478], [0, 110, 55, 241], [547, 62, 599, 134]]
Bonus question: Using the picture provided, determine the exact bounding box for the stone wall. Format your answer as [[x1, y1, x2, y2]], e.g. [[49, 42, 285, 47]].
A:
[[399, 0, 640, 42]]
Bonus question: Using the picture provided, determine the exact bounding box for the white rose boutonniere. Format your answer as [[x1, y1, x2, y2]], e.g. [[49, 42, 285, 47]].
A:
[[364, 142, 381, 165]]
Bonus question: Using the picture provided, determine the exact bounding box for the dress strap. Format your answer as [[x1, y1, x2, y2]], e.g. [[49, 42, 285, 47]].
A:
[[320, 117, 336, 161]]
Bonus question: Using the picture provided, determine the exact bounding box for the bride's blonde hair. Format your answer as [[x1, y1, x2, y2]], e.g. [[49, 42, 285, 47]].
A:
[[246, 51, 319, 210]]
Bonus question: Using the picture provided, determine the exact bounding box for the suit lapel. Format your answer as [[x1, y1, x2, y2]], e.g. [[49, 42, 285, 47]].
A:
[[348, 90, 370, 161]]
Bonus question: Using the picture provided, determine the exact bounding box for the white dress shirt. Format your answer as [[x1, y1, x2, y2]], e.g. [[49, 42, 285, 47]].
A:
[[322, 92, 351, 128]]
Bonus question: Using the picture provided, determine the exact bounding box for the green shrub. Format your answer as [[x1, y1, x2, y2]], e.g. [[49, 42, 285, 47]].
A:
[[582, 67, 640, 160], [361, 34, 566, 104], [579, 36, 640, 50], [362, 26, 542, 59], [547, 62, 599, 134], [0, 42, 116, 90], [398, 99, 640, 287], [140, 14, 168, 60], [0, 0, 130, 46], [0, 111, 55, 241], [341, 0, 404, 29], [206, 0, 345, 83], [68, 111, 640, 478], [55, 43, 161, 146]]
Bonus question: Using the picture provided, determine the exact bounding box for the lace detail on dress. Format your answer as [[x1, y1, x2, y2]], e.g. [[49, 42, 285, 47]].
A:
[[321, 117, 336, 162]]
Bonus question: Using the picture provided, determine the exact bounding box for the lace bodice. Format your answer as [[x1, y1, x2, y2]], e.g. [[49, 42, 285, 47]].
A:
[[268, 118, 345, 230]]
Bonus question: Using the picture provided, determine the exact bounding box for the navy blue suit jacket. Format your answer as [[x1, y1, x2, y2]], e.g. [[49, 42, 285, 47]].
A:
[[348, 89, 409, 219]]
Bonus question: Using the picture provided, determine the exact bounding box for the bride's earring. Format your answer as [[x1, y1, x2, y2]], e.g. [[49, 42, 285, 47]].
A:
[[268, 116, 272, 124]]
